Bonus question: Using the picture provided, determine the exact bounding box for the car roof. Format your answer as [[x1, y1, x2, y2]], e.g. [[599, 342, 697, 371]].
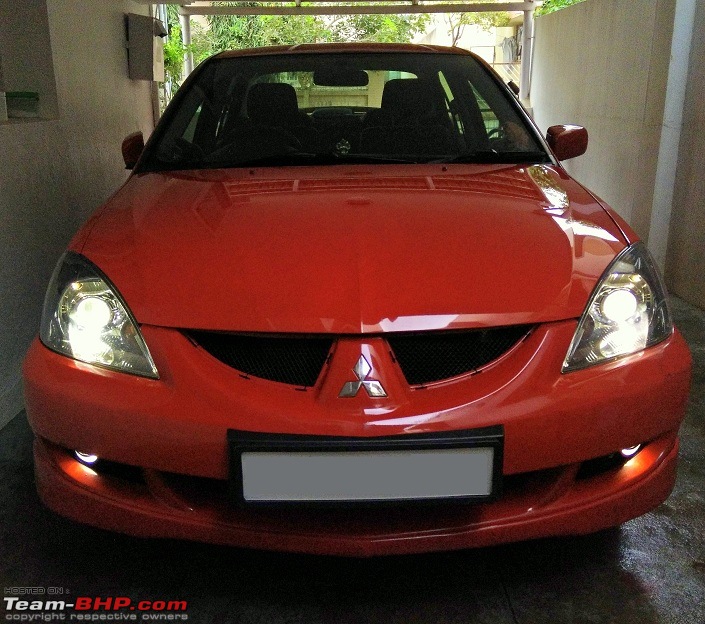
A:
[[215, 42, 475, 59]]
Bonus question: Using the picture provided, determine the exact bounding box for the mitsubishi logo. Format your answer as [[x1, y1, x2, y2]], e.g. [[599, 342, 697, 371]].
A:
[[339, 355, 387, 398]]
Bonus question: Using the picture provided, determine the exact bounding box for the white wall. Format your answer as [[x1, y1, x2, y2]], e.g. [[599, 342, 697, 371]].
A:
[[530, 0, 675, 242], [666, 0, 705, 309], [414, 17, 500, 64], [0, 0, 155, 429], [530, 0, 705, 307]]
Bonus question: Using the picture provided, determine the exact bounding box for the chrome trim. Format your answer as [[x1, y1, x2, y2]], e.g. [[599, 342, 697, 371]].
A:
[[339, 355, 387, 398]]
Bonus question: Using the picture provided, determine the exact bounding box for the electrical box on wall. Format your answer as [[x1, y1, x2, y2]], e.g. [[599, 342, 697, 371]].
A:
[[126, 13, 167, 81]]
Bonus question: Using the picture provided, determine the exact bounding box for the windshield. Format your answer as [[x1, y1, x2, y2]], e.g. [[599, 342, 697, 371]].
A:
[[141, 51, 550, 172]]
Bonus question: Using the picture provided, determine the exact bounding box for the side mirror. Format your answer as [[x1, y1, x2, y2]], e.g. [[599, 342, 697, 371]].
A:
[[546, 125, 588, 161], [122, 131, 145, 169]]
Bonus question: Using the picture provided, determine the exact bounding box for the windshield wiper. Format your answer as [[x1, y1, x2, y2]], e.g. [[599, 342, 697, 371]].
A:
[[431, 151, 551, 165], [215, 152, 419, 168], [147, 151, 421, 172], [321, 152, 419, 165]]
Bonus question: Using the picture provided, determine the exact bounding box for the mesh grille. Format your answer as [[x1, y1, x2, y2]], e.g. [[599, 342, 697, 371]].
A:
[[189, 326, 530, 388], [388, 326, 532, 386], [189, 332, 333, 387]]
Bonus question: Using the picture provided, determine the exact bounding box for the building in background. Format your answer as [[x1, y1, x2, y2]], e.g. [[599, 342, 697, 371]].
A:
[[414, 11, 524, 85]]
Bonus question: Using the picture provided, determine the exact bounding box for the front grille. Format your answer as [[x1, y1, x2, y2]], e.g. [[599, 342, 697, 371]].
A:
[[189, 332, 333, 387], [189, 325, 531, 388], [388, 326, 532, 386]]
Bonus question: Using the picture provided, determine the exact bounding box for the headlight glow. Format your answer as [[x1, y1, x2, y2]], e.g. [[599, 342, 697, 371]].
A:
[[71, 293, 113, 330], [563, 242, 672, 372], [600, 288, 638, 323], [40, 252, 158, 378]]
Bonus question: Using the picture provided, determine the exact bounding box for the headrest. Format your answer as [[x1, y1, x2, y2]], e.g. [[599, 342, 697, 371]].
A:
[[379, 79, 436, 121], [247, 82, 300, 123]]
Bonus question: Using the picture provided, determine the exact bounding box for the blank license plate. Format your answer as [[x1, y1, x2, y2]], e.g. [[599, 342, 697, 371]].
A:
[[240, 447, 495, 502]]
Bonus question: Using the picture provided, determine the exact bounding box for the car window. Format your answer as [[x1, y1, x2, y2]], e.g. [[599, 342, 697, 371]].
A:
[[143, 52, 549, 171], [242, 70, 418, 110], [471, 86, 499, 137]]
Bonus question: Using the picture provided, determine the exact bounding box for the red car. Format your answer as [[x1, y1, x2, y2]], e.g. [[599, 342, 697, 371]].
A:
[[23, 43, 691, 556]]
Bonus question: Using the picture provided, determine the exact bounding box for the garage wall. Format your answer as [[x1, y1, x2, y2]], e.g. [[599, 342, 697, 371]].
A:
[[666, 0, 705, 309], [0, 0, 155, 429], [530, 0, 676, 250], [530, 0, 705, 305]]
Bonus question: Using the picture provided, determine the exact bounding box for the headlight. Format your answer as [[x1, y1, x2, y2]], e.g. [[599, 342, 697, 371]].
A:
[[40, 252, 158, 378], [562, 242, 673, 372]]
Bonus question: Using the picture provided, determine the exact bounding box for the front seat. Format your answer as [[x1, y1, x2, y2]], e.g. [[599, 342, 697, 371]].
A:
[[360, 79, 456, 155], [246, 82, 317, 151]]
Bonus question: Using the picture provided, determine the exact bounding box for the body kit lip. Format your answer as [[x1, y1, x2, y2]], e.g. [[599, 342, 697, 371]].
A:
[[32, 429, 680, 556], [74, 164, 626, 334]]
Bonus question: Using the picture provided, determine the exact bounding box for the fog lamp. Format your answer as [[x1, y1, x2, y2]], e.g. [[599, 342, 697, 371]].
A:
[[620, 445, 641, 459], [75, 451, 99, 465]]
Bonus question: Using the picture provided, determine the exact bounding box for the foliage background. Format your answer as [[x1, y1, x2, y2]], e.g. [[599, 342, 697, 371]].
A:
[[160, 0, 525, 103]]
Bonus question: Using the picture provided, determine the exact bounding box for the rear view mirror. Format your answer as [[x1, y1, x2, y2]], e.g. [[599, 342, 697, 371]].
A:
[[122, 131, 145, 169], [313, 69, 369, 87], [546, 125, 588, 161]]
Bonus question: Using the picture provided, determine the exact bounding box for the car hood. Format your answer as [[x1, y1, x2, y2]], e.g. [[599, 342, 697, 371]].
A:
[[76, 164, 626, 333]]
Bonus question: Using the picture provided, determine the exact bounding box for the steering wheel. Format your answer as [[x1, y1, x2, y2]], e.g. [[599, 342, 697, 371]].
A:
[[174, 137, 205, 160], [487, 126, 505, 141], [205, 124, 303, 163]]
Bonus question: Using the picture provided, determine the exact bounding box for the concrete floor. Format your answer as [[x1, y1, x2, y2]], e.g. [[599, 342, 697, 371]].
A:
[[1, 298, 703, 624]]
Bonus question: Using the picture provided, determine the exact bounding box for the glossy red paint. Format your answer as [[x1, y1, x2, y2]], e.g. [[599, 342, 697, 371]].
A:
[[31, 425, 681, 556], [546, 125, 589, 161], [24, 320, 691, 480], [215, 42, 474, 59], [72, 164, 626, 334], [23, 44, 693, 554], [26, 301, 689, 557]]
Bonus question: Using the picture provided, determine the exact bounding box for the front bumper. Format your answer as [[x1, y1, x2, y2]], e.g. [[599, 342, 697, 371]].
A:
[[23, 320, 692, 555], [34, 432, 679, 556]]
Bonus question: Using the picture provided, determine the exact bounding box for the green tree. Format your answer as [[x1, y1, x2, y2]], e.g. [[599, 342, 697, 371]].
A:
[[163, 6, 186, 96], [444, 0, 511, 47], [261, 15, 333, 46], [535, 0, 586, 17], [329, 14, 430, 43], [191, 5, 430, 61], [203, 12, 269, 51], [161, 3, 431, 105]]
